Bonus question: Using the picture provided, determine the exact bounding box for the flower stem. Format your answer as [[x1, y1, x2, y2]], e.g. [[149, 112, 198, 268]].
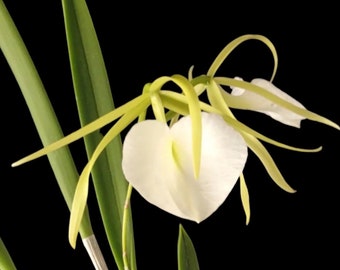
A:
[[122, 184, 134, 270]]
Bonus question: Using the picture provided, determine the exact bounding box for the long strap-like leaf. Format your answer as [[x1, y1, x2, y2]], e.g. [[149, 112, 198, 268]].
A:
[[61, 1, 136, 269], [0, 0, 93, 240]]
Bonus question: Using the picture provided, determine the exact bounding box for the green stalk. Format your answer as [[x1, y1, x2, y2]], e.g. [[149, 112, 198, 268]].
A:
[[0, 0, 93, 256], [61, 1, 136, 269]]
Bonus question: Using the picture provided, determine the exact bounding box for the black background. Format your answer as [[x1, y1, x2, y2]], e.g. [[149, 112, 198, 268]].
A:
[[1, 1, 339, 269]]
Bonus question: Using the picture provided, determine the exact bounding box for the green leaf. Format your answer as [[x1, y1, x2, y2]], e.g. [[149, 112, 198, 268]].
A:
[[177, 224, 200, 270], [0, 238, 16, 270], [61, 1, 136, 268], [0, 0, 93, 239]]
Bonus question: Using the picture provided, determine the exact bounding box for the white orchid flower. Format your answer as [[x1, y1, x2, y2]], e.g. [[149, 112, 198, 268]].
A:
[[227, 77, 306, 128], [122, 112, 248, 223], [11, 34, 339, 246]]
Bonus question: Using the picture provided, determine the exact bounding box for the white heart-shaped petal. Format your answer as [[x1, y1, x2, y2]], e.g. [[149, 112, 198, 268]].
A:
[[229, 77, 306, 128], [122, 112, 248, 222]]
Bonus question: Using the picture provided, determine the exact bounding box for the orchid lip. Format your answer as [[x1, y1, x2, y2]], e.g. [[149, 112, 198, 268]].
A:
[[122, 112, 248, 222]]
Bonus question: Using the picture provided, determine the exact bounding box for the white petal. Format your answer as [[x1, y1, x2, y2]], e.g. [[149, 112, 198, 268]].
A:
[[230, 77, 306, 128], [122, 120, 179, 212], [122, 112, 248, 223]]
